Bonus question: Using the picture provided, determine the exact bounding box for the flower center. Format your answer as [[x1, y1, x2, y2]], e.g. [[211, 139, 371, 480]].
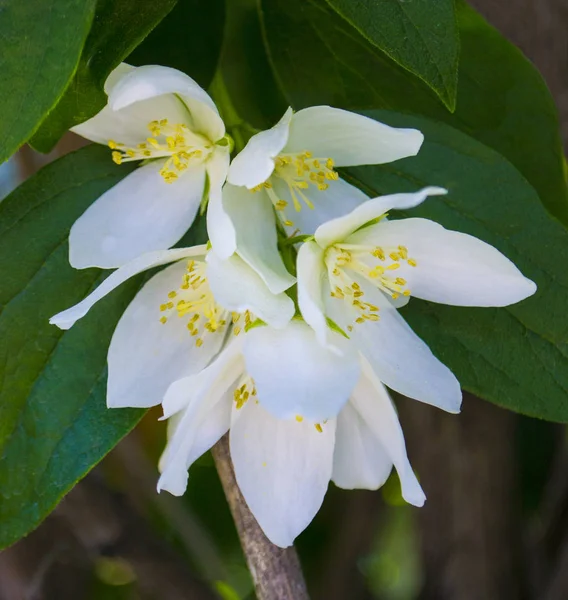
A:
[[108, 119, 213, 184], [233, 374, 257, 410], [158, 259, 229, 347], [325, 242, 418, 330], [251, 150, 339, 228]]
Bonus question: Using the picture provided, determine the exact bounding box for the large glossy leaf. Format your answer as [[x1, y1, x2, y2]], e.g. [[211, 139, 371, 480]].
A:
[[0, 146, 145, 549], [128, 0, 225, 90], [323, 0, 459, 110], [0, 0, 96, 163], [30, 0, 178, 153], [259, 0, 568, 225], [343, 112, 568, 422]]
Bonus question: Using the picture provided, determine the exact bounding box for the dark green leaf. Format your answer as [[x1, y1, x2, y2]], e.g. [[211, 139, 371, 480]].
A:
[[30, 0, 178, 153], [0, 146, 145, 549], [0, 0, 96, 163], [128, 0, 225, 90], [344, 111, 568, 422], [216, 0, 287, 130], [323, 0, 459, 110], [260, 0, 568, 225]]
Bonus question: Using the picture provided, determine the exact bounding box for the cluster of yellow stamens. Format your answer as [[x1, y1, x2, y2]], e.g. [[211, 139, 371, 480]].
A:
[[234, 376, 257, 409], [231, 310, 253, 337], [326, 241, 418, 329], [108, 119, 211, 183], [252, 150, 339, 228], [159, 259, 228, 347]]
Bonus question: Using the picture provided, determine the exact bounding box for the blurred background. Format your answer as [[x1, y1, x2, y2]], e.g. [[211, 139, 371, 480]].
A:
[[1, 1, 568, 599]]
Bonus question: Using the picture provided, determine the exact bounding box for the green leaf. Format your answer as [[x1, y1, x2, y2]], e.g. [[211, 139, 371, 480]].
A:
[[216, 0, 287, 130], [259, 0, 568, 226], [323, 0, 459, 110], [0, 0, 96, 163], [128, 0, 225, 90], [30, 0, 178, 153], [343, 111, 568, 422], [0, 146, 145, 549]]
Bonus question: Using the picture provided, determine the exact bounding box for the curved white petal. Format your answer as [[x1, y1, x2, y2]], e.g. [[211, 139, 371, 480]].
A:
[[350, 218, 537, 307], [206, 252, 295, 329], [107, 260, 225, 408], [207, 152, 236, 260], [230, 399, 336, 547], [72, 65, 191, 146], [349, 361, 426, 506], [315, 187, 447, 248], [351, 282, 462, 413], [271, 176, 370, 236], [243, 320, 360, 421], [110, 65, 225, 141], [332, 402, 392, 490], [285, 106, 424, 167], [157, 341, 244, 494], [222, 184, 296, 294], [50, 247, 205, 329], [228, 107, 293, 188], [297, 241, 329, 346], [69, 161, 206, 269]]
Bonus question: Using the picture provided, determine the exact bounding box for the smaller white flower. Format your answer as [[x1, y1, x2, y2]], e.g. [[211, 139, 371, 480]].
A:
[[69, 64, 232, 270], [297, 186, 537, 411], [158, 323, 423, 548], [213, 106, 424, 294], [50, 246, 294, 408]]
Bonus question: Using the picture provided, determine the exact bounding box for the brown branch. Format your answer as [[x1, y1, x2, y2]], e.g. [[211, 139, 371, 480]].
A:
[[211, 434, 310, 600]]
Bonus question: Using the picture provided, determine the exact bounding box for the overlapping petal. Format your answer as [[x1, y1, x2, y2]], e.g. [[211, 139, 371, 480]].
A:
[[69, 161, 206, 269], [230, 399, 336, 548], [206, 252, 295, 329], [285, 106, 424, 167], [350, 217, 537, 307], [221, 183, 296, 293], [243, 320, 360, 421], [107, 260, 225, 409], [228, 107, 293, 188], [50, 247, 205, 329]]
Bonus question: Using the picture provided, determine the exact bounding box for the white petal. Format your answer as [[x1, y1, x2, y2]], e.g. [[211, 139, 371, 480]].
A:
[[158, 392, 232, 496], [350, 218, 537, 307], [107, 260, 225, 408], [243, 320, 360, 421], [271, 175, 370, 236], [349, 361, 426, 506], [332, 402, 392, 490], [157, 341, 244, 494], [206, 252, 295, 329], [350, 282, 462, 413], [230, 399, 336, 547], [297, 241, 329, 346], [221, 184, 296, 293], [72, 65, 190, 146], [228, 107, 293, 188], [50, 247, 205, 329], [206, 152, 236, 260], [69, 161, 206, 269], [315, 187, 447, 248], [285, 106, 424, 167], [110, 65, 225, 141]]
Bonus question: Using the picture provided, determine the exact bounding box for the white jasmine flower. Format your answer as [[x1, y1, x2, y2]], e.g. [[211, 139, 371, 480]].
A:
[[69, 64, 232, 270], [50, 247, 295, 408], [213, 106, 423, 294], [158, 322, 424, 548], [297, 186, 537, 411]]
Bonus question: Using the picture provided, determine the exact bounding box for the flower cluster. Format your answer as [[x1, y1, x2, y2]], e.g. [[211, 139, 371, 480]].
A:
[[51, 65, 536, 548]]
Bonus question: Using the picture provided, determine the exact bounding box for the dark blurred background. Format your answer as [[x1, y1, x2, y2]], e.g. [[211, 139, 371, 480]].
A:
[[1, 1, 568, 599]]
